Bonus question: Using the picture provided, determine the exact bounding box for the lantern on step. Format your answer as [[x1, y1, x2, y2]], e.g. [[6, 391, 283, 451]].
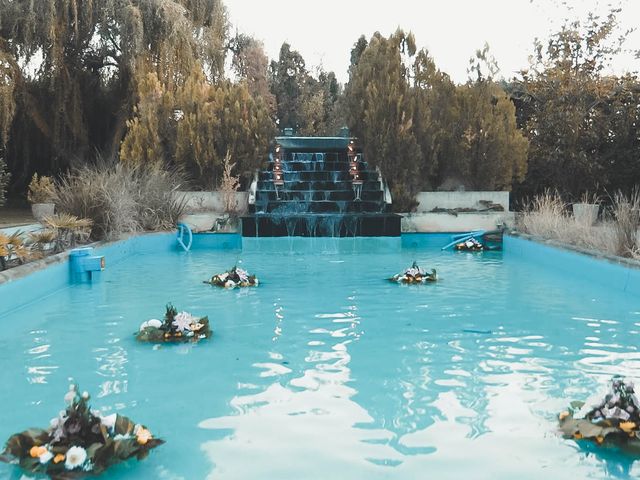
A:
[[273, 143, 284, 186], [347, 139, 363, 200]]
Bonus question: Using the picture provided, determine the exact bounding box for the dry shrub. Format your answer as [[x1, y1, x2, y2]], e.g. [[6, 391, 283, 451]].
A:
[[519, 190, 618, 255], [135, 164, 188, 230], [219, 151, 240, 215], [520, 191, 567, 240], [54, 163, 186, 240], [611, 189, 640, 258]]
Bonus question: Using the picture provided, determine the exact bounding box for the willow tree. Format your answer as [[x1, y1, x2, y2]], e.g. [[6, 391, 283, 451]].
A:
[[0, 0, 228, 189]]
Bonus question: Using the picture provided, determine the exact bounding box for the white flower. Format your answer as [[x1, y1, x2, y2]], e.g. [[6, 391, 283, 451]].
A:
[[236, 268, 249, 282], [139, 318, 162, 331], [64, 446, 87, 470], [82, 391, 89, 400], [147, 319, 162, 329], [172, 311, 195, 332], [64, 391, 77, 405], [100, 413, 117, 430], [39, 450, 53, 464]]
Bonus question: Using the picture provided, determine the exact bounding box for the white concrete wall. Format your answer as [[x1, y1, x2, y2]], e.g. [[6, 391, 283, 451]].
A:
[[415, 191, 509, 212], [176, 191, 249, 214], [179, 213, 240, 233], [402, 212, 515, 233]]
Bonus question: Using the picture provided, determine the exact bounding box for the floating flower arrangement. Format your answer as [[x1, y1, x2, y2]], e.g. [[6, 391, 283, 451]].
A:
[[136, 304, 211, 343], [454, 237, 484, 251], [204, 266, 259, 288], [389, 261, 437, 284], [0, 384, 163, 479], [558, 377, 640, 453]]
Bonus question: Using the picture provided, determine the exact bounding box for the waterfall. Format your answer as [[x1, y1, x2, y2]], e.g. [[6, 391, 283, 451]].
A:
[[241, 139, 400, 237]]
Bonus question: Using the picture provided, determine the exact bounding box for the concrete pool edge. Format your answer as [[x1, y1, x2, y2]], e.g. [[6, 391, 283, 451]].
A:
[[2, 231, 639, 318], [504, 234, 640, 295]]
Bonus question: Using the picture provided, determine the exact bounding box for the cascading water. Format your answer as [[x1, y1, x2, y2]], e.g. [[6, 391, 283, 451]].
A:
[[241, 136, 401, 237]]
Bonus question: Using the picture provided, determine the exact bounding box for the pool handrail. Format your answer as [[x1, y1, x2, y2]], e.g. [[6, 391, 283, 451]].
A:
[[441, 230, 485, 251], [176, 223, 193, 252]]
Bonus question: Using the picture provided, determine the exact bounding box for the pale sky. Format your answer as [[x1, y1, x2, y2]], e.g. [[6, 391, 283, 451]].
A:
[[224, 0, 640, 84]]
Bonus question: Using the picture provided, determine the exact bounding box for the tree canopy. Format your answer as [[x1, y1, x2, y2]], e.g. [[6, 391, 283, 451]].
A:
[[0, 0, 229, 188], [344, 30, 528, 210], [0, 3, 636, 208], [510, 9, 640, 199]]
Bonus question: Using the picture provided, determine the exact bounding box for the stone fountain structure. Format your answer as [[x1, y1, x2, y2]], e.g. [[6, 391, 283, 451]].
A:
[[241, 133, 401, 237]]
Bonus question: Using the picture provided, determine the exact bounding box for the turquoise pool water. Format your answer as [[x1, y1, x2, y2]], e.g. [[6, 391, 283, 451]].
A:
[[1, 237, 640, 479]]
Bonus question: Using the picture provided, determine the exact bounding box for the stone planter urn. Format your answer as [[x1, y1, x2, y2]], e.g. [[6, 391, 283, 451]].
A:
[[31, 203, 55, 222], [572, 203, 599, 225]]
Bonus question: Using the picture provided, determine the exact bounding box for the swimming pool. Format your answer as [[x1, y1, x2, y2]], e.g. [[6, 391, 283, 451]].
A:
[[1, 234, 639, 479]]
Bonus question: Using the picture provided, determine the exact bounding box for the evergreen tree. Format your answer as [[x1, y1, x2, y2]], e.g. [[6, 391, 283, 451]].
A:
[[345, 29, 421, 211], [269, 43, 307, 131]]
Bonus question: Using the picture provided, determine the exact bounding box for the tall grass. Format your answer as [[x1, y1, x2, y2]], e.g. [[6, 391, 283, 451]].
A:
[[519, 190, 639, 258], [611, 189, 640, 258], [54, 163, 186, 240]]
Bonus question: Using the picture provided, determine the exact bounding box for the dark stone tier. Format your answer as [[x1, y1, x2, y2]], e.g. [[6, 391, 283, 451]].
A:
[[241, 138, 399, 237], [241, 213, 401, 237]]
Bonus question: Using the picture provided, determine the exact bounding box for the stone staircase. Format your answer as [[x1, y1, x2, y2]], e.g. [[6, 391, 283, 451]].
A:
[[241, 137, 401, 237]]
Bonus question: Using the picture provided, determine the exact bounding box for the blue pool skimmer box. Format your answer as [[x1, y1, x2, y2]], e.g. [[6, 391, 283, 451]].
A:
[[69, 247, 105, 283]]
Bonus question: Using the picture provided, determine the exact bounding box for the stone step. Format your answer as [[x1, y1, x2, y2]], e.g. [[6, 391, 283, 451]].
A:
[[281, 152, 344, 163], [255, 190, 383, 202], [250, 200, 384, 214], [267, 160, 370, 172], [257, 180, 381, 191], [241, 213, 401, 237], [260, 170, 377, 182]]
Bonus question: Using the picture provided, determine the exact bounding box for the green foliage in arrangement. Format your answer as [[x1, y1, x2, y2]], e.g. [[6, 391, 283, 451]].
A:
[[558, 378, 640, 455], [0, 384, 163, 478], [204, 266, 259, 288], [136, 304, 212, 343]]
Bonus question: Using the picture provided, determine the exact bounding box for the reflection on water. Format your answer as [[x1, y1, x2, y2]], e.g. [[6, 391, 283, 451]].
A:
[[1, 244, 640, 479], [26, 329, 57, 384]]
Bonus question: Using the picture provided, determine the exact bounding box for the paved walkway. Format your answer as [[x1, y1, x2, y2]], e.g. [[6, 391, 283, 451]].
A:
[[0, 207, 35, 228], [0, 207, 40, 236]]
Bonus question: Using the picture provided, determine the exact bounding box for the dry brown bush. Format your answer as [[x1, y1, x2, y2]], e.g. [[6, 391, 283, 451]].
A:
[[54, 163, 186, 240]]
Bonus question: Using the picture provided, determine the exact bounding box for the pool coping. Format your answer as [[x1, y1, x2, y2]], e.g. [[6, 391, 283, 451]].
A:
[[0, 249, 72, 285], [509, 231, 640, 271], [3, 231, 639, 286]]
